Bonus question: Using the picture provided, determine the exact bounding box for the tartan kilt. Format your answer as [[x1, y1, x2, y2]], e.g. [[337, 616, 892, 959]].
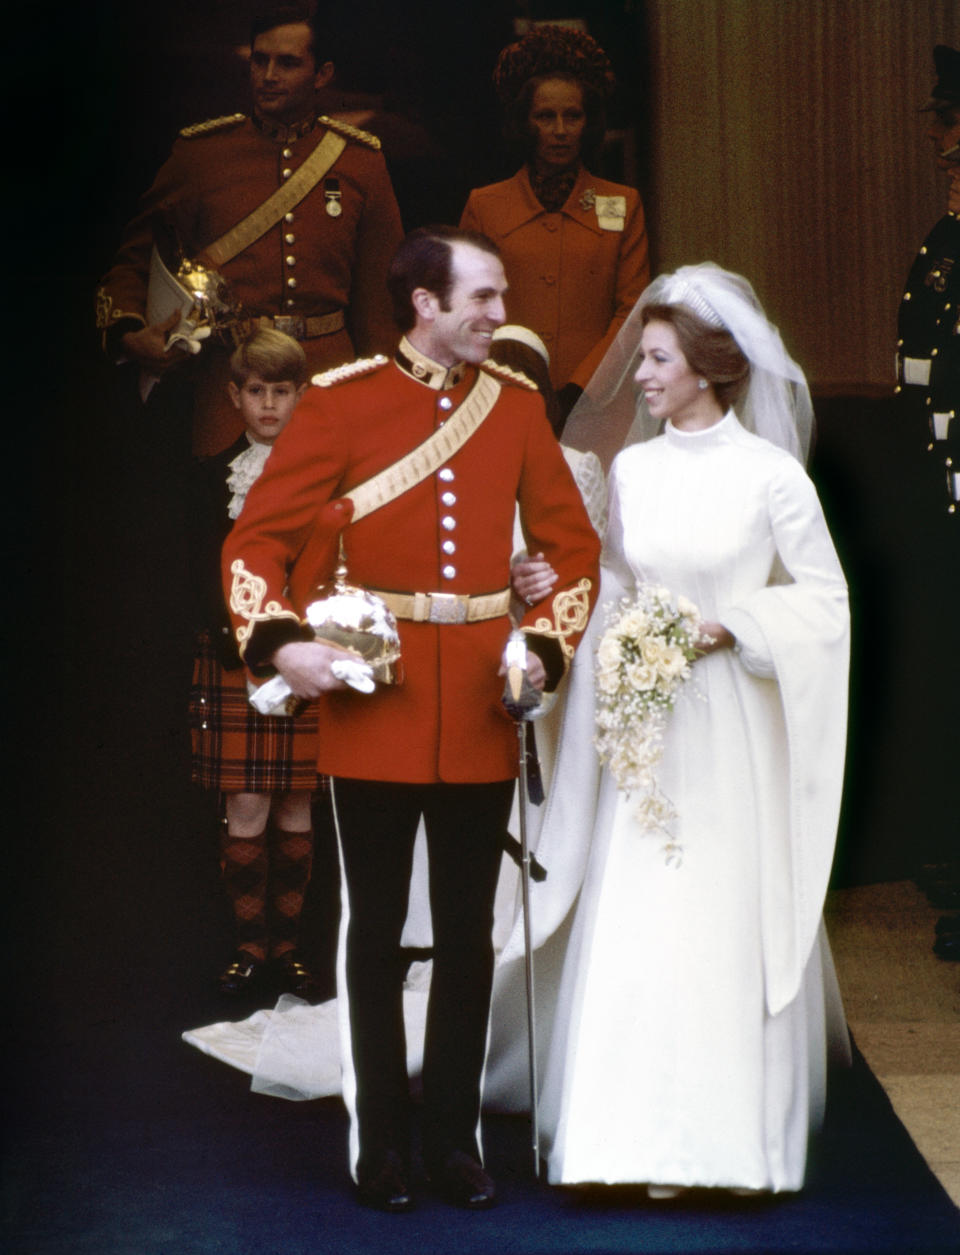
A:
[[189, 630, 321, 792]]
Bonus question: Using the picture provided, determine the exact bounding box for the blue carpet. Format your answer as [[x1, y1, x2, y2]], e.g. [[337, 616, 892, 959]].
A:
[[4, 1018, 958, 1255]]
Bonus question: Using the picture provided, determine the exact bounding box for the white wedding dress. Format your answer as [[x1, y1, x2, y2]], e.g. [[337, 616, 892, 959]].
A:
[[538, 413, 850, 1191]]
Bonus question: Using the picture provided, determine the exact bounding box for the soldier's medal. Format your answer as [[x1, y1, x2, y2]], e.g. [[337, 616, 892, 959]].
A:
[[324, 177, 343, 218], [594, 195, 626, 231]]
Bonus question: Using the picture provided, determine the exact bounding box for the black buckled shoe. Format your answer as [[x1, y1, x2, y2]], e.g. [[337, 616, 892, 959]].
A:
[[429, 1150, 497, 1209], [217, 952, 269, 996], [356, 1150, 414, 1213], [272, 951, 324, 1001]]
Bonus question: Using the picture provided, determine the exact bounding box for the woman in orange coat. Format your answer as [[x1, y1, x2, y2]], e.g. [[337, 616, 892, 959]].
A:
[[460, 25, 650, 419]]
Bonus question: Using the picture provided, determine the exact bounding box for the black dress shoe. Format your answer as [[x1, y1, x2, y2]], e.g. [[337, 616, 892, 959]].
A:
[[272, 951, 324, 1000], [356, 1150, 414, 1213], [429, 1150, 496, 1209], [217, 952, 269, 996]]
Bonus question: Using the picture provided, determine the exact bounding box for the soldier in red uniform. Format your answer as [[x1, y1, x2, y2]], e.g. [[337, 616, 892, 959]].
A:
[[96, 2, 403, 455], [222, 226, 601, 1211]]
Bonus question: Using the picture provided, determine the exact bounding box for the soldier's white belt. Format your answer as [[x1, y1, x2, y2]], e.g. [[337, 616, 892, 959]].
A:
[[900, 355, 932, 385], [238, 311, 345, 341], [372, 588, 511, 624]]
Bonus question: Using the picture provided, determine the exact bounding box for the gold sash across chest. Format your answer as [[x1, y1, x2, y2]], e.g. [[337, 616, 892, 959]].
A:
[[345, 369, 502, 523], [199, 129, 348, 270]]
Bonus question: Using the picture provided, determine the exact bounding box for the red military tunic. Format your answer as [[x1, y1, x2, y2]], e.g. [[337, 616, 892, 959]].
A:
[[96, 112, 403, 455], [222, 344, 601, 784], [460, 165, 649, 391]]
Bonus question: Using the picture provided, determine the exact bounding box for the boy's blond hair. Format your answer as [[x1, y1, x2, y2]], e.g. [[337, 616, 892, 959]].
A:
[[229, 329, 308, 386]]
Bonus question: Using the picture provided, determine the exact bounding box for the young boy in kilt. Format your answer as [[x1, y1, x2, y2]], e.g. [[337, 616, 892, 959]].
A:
[[189, 329, 323, 998]]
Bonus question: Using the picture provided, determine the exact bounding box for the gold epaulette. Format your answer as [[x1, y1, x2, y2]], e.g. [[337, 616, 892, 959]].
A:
[[319, 114, 382, 151], [179, 113, 247, 139], [312, 354, 390, 388], [481, 359, 539, 391]]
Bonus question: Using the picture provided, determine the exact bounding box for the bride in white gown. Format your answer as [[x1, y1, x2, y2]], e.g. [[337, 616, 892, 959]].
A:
[[515, 263, 851, 1193]]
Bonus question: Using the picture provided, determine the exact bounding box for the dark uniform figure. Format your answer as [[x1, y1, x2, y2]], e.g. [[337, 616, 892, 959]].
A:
[[896, 46, 960, 958], [896, 44, 960, 516], [96, 3, 403, 455]]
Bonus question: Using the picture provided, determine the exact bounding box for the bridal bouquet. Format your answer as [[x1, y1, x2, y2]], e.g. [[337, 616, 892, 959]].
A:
[[594, 585, 703, 864]]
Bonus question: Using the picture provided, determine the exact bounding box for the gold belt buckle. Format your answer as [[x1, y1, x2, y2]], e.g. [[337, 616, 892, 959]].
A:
[[428, 593, 469, 624], [273, 315, 307, 340]]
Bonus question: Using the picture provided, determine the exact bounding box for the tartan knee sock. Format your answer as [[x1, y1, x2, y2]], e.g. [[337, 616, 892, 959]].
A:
[[268, 827, 314, 958], [220, 829, 269, 961]]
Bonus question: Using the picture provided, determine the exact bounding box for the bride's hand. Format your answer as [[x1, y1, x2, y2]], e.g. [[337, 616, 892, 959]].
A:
[[511, 552, 557, 606], [695, 621, 735, 656]]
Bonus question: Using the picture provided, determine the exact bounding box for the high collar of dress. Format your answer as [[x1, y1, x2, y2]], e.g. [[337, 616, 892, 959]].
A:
[[395, 336, 468, 390], [251, 111, 318, 142], [664, 411, 738, 449]]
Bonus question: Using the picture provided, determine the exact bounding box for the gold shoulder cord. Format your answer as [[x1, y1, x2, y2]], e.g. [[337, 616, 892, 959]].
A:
[[319, 115, 382, 150]]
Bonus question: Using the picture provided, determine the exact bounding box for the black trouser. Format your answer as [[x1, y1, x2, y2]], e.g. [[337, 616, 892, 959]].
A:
[[331, 778, 513, 1172]]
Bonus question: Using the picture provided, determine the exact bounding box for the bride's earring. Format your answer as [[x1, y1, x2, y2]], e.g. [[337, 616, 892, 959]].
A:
[[697, 378, 709, 391]]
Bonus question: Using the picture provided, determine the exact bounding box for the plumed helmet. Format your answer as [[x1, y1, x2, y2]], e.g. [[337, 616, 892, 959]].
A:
[[176, 258, 238, 328], [304, 563, 403, 685]]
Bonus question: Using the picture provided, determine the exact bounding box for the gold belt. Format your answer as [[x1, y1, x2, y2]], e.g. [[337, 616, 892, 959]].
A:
[[238, 311, 346, 341], [372, 588, 511, 625]]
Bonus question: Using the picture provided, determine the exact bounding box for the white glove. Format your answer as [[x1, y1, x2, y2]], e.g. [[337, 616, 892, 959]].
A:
[[330, 658, 376, 693]]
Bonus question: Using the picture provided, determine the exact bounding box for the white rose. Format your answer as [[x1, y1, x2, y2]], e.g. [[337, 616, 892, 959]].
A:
[[659, 645, 688, 678], [676, 594, 699, 620], [627, 661, 657, 691], [597, 633, 622, 668]]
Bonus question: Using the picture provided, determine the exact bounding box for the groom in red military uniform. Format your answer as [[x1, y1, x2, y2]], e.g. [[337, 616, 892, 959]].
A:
[[222, 226, 600, 1211]]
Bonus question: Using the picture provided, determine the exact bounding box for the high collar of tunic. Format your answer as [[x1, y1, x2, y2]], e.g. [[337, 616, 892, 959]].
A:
[[251, 111, 319, 143], [395, 335, 468, 390], [663, 410, 738, 451]]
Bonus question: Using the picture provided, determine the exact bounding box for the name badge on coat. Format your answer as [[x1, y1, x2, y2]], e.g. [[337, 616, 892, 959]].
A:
[[594, 195, 626, 231]]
